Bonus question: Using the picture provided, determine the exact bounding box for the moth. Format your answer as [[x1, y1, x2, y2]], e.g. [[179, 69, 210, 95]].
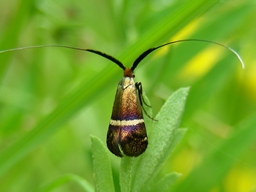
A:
[[0, 39, 244, 157]]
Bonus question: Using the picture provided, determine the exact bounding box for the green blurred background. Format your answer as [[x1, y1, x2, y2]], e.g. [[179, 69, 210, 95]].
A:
[[0, 0, 255, 191]]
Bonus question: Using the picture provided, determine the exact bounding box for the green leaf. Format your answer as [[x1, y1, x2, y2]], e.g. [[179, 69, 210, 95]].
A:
[[147, 172, 182, 192], [120, 156, 135, 192], [144, 130, 186, 192], [91, 135, 115, 192], [119, 87, 189, 192], [37, 174, 94, 192]]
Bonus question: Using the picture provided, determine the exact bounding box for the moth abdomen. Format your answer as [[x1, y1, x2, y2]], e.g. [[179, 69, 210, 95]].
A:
[[119, 123, 148, 157], [107, 120, 148, 157]]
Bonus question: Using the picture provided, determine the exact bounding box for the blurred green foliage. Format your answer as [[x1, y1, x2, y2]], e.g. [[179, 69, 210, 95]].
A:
[[0, 0, 255, 191]]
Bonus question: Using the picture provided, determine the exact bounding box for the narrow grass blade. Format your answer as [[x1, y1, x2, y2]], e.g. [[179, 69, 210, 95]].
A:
[[173, 115, 256, 192], [37, 173, 94, 192]]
